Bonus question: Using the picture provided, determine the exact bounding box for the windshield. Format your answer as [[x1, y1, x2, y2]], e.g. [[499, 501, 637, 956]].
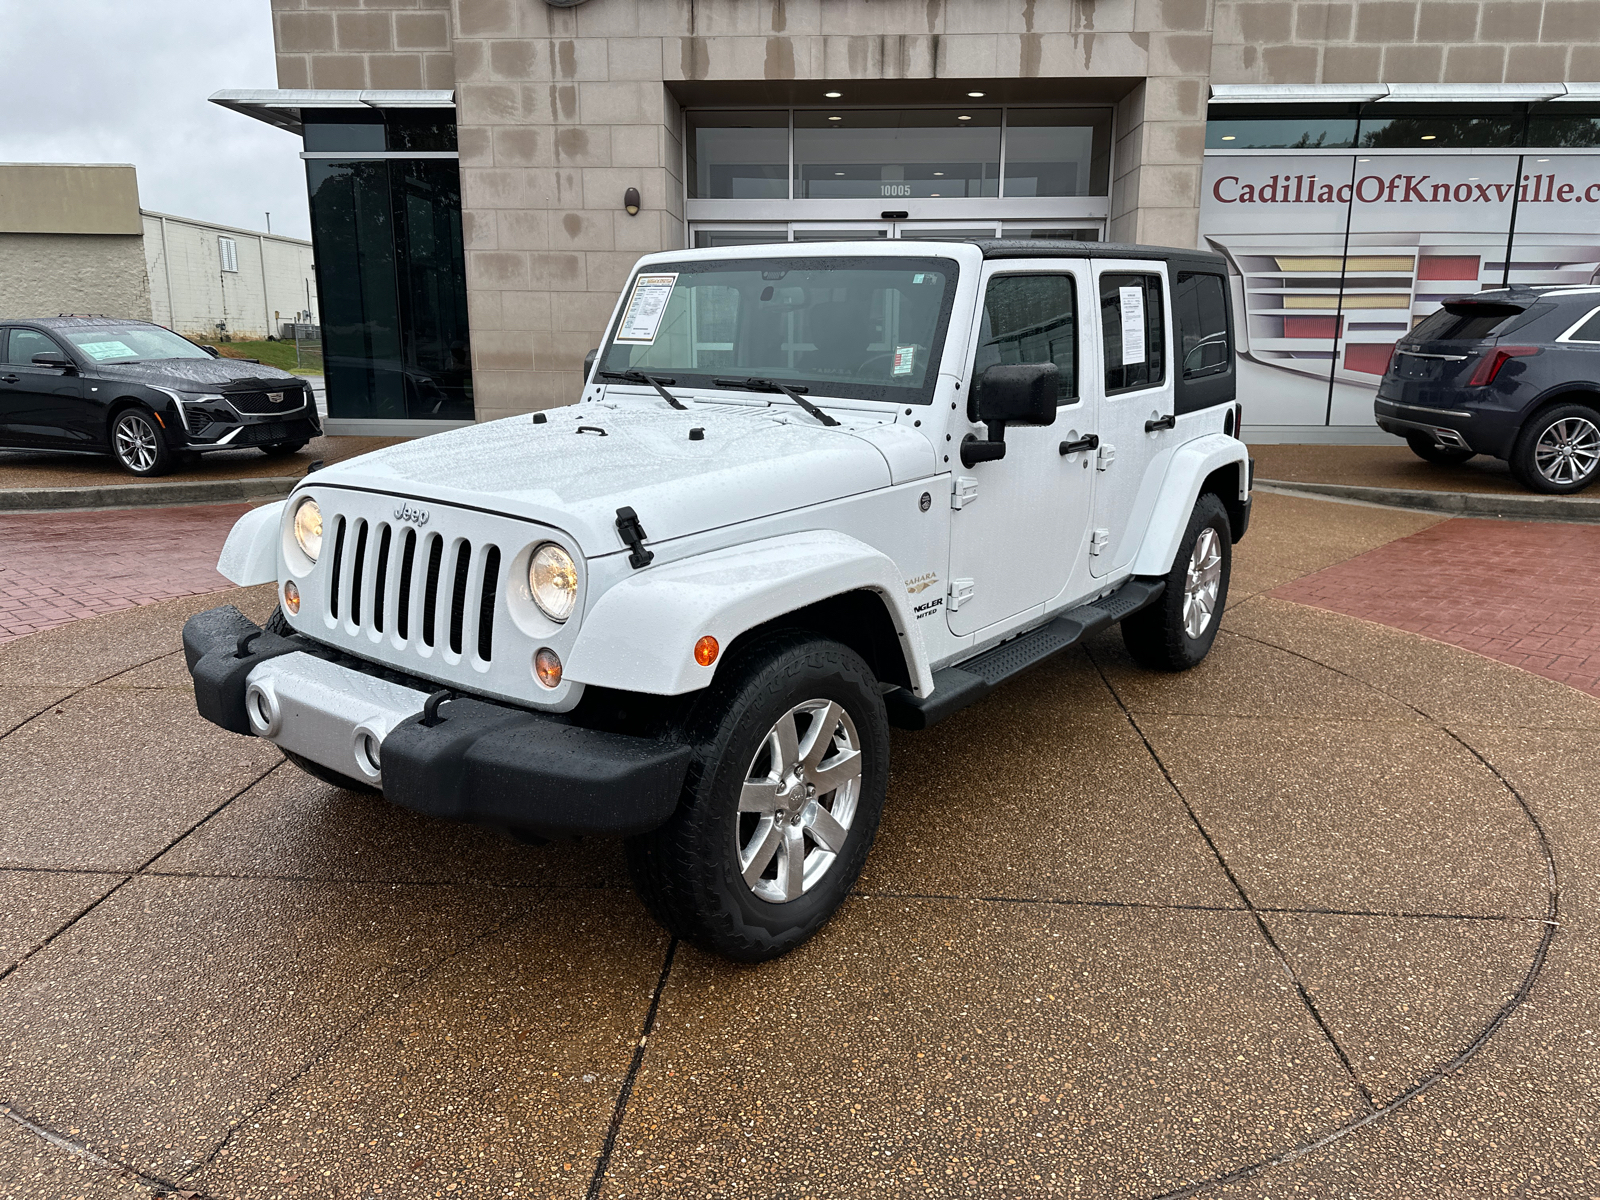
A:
[[57, 325, 213, 364], [597, 256, 958, 404]]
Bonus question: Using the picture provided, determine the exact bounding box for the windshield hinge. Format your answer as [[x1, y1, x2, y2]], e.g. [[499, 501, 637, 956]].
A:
[[951, 476, 979, 510], [615, 506, 654, 569]]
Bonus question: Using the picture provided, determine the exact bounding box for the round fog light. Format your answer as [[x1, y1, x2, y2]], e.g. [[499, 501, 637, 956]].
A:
[[283, 579, 300, 615], [535, 647, 563, 688]]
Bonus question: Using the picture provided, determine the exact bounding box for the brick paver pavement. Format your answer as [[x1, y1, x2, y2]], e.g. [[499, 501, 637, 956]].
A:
[[0, 504, 248, 644], [1273, 516, 1600, 698]]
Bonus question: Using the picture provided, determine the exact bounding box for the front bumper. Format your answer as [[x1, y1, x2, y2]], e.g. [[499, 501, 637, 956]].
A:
[[183, 606, 690, 839]]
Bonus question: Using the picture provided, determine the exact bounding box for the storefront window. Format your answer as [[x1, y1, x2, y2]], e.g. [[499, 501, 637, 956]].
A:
[[1357, 106, 1525, 149], [794, 109, 1001, 199], [1003, 108, 1110, 196], [686, 111, 788, 199], [308, 158, 473, 422], [1206, 113, 1358, 150], [1527, 106, 1600, 148]]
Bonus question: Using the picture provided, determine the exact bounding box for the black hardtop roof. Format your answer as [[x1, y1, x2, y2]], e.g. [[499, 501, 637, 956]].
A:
[[4, 316, 165, 329], [972, 239, 1228, 274]]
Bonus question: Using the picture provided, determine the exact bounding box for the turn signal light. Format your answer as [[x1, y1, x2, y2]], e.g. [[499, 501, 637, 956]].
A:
[[694, 635, 719, 667], [534, 647, 563, 688], [283, 580, 300, 614], [1467, 345, 1539, 386]]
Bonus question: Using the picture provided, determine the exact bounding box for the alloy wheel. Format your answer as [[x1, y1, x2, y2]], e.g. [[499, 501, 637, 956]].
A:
[[114, 413, 159, 473], [736, 698, 862, 903], [1183, 525, 1223, 639], [1534, 416, 1600, 487]]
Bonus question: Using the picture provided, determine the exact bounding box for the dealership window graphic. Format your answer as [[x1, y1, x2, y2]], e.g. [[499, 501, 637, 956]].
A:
[[1201, 150, 1600, 430]]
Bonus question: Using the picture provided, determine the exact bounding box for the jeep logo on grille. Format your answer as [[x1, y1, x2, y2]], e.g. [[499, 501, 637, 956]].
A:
[[394, 503, 430, 526]]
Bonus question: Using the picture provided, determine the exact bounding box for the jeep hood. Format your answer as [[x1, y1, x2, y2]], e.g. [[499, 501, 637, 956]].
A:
[[312, 402, 932, 556]]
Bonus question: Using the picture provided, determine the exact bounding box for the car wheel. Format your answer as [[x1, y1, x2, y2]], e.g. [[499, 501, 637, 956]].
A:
[[260, 441, 308, 458], [1510, 403, 1600, 494], [1121, 492, 1232, 672], [1405, 431, 1476, 465], [625, 633, 890, 962], [110, 408, 173, 477]]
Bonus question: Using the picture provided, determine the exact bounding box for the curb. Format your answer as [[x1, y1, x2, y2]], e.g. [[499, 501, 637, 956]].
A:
[[1258, 478, 1600, 523], [0, 476, 299, 513]]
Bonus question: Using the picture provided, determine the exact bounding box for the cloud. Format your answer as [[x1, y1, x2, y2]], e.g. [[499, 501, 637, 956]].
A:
[[0, 0, 309, 239]]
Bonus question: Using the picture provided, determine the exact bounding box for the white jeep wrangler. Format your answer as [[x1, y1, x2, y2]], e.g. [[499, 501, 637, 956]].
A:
[[185, 239, 1250, 961]]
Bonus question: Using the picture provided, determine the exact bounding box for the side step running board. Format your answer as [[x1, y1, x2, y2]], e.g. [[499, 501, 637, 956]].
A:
[[884, 578, 1165, 730]]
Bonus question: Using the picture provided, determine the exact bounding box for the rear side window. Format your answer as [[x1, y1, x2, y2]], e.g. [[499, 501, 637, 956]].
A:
[[1411, 302, 1524, 341], [1100, 273, 1165, 393], [1567, 308, 1600, 342], [4, 328, 60, 366], [975, 273, 1077, 403], [1174, 272, 1230, 380]]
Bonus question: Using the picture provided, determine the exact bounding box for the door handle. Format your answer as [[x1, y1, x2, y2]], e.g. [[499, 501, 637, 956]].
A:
[[0, 374, 18, 384], [1059, 433, 1099, 455], [1144, 414, 1176, 433]]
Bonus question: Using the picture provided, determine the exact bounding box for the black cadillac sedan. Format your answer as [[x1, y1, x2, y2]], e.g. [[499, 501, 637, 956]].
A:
[[0, 317, 321, 476], [1374, 287, 1600, 494]]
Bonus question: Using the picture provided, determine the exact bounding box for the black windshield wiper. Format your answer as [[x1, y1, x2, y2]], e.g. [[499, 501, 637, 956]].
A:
[[713, 376, 839, 427], [598, 369, 687, 410]]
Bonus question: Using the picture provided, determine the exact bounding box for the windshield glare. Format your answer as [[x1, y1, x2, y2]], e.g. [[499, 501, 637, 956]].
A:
[[58, 325, 213, 363], [598, 257, 957, 404]]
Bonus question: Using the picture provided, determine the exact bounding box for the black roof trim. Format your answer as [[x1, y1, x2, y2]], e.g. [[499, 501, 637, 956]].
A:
[[972, 239, 1228, 272], [1, 316, 165, 329]]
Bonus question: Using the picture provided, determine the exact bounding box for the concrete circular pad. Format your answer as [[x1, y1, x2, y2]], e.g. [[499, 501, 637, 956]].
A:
[[0, 494, 1592, 1199]]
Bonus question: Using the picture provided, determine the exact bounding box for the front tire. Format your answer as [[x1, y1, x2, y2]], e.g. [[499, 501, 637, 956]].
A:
[[1121, 492, 1232, 671], [110, 407, 173, 477], [1405, 431, 1476, 465], [626, 633, 890, 962], [1509, 403, 1600, 494]]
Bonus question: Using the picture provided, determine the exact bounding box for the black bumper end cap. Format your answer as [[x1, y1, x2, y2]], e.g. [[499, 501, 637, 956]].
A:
[[183, 606, 302, 736], [381, 696, 692, 840]]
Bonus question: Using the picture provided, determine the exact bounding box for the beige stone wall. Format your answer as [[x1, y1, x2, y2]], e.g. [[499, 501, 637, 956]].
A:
[[1212, 0, 1600, 83], [272, 0, 457, 90], [449, 0, 1207, 418], [0, 234, 152, 322]]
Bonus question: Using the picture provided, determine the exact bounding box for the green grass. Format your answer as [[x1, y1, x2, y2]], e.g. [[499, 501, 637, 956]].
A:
[[212, 339, 323, 375]]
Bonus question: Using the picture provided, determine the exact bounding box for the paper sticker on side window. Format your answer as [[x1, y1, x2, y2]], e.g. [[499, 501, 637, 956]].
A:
[[893, 345, 915, 375], [77, 341, 137, 361], [615, 273, 678, 344], [1118, 287, 1145, 366]]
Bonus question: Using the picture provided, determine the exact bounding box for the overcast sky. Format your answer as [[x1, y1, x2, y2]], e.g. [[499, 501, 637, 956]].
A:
[[0, 0, 309, 239]]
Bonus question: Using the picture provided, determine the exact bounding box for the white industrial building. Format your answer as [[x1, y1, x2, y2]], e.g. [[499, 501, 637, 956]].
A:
[[0, 163, 318, 342], [143, 210, 316, 342]]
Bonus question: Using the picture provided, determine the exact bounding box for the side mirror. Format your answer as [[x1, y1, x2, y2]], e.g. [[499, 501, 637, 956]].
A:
[[961, 362, 1059, 467], [583, 347, 598, 380], [31, 353, 74, 371], [202, 345, 221, 357]]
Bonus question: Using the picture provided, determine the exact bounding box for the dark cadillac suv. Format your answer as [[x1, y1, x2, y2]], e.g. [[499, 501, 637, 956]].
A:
[[0, 317, 321, 477], [1375, 287, 1600, 494]]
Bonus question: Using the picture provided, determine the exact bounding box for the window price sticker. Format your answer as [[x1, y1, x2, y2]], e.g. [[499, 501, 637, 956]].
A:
[[615, 272, 678, 344], [893, 345, 916, 375], [1119, 286, 1146, 366], [77, 341, 136, 361]]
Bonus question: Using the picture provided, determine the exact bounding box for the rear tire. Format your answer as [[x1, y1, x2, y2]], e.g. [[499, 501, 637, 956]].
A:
[[1405, 431, 1476, 465], [1509, 403, 1600, 494], [1121, 492, 1232, 672], [626, 633, 890, 962]]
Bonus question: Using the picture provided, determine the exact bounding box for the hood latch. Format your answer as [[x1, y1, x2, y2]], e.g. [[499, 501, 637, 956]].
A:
[[615, 506, 654, 569]]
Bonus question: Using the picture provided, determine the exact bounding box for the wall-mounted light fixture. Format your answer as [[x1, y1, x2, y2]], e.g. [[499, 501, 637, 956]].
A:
[[623, 187, 641, 216]]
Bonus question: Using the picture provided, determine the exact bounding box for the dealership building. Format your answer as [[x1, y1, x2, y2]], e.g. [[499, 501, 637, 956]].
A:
[[217, 0, 1600, 439]]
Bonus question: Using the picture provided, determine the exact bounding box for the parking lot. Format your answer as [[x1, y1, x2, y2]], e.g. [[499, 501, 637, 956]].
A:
[[0, 490, 1596, 1198]]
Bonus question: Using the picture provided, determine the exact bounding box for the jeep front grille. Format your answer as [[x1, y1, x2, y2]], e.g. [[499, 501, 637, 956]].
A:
[[326, 513, 498, 663]]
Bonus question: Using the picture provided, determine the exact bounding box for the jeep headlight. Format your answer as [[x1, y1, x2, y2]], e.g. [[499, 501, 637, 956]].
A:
[[529, 543, 578, 622], [292, 497, 323, 561]]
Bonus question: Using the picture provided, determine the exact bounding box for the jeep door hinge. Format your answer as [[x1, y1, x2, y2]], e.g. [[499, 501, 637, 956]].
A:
[[1089, 528, 1111, 556], [951, 476, 979, 509], [948, 578, 976, 611], [1096, 442, 1116, 471]]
